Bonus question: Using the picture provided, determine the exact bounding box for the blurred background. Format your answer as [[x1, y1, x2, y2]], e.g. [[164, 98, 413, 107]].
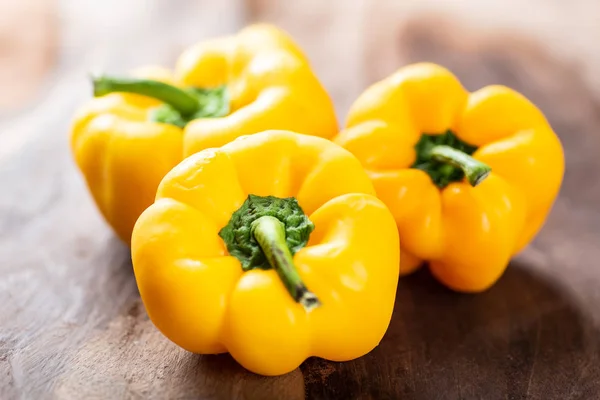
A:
[[2, 0, 600, 115], [2, 0, 600, 172], [3, 1, 600, 398]]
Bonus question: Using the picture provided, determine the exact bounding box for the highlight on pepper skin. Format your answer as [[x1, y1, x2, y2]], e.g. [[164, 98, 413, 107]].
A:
[[335, 62, 564, 293], [69, 24, 338, 244], [131, 130, 400, 376]]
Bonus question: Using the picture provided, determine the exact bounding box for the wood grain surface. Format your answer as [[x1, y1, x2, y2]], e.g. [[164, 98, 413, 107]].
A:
[[2, 1, 600, 399]]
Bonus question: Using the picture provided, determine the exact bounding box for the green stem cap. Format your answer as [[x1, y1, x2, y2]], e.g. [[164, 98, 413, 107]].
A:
[[92, 75, 200, 116], [91, 74, 229, 128], [218, 195, 318, 312], [412, 131, 492, 188], [428, 145, 491, 187], [251, 216, 320, 312]]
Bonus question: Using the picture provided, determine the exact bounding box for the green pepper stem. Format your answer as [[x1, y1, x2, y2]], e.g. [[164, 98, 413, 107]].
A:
[[251, 215, 320, 312], [429, 145, 491, 186], [92, 75, 199, 116]]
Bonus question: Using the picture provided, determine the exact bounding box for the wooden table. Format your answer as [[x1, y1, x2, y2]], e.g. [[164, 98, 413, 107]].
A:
[[2, 1, 600, 398]]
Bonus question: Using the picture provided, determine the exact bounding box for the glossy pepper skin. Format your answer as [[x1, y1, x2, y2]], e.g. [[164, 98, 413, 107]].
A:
[[131, 130, 400, 376], [70, 24, 337, 243], [335, 63, 564, 292], [177, 24, 338, 154]]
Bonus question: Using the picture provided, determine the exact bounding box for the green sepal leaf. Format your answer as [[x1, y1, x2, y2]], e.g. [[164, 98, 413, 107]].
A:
[[412, 130, 478, 189], [219, 195, 314, 271], [150, 85, 229, 128]]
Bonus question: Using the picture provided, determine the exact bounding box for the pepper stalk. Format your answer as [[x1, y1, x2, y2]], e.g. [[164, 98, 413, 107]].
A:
[[251, 216, 320, 312], [91, 74, 229, 127], [427, 145, 491, 186], [219, 195, 319, 312], [412, 131, 492, 188]]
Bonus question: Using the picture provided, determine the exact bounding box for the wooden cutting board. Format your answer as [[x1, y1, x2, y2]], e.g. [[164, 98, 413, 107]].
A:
[[2, 1, 600, 398]]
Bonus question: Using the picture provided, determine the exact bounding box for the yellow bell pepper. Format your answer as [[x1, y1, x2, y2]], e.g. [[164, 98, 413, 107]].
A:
[[70, 24, 338, 243], [335, 62, 564, 292], [131, 130, 400, 376]]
